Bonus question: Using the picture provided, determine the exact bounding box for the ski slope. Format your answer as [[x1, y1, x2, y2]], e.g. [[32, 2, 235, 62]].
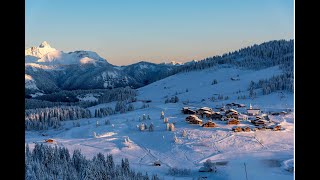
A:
[[25, 66, 294, 179]]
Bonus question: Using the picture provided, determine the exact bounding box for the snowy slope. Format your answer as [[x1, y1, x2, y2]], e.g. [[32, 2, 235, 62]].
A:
[[25, 65, 294, 179]]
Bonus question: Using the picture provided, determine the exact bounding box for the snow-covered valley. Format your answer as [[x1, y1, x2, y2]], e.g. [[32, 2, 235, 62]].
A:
[[25, 65, 294, 179]]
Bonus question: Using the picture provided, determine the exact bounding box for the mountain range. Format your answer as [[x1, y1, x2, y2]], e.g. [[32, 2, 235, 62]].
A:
[[25, 40, 293, 96]]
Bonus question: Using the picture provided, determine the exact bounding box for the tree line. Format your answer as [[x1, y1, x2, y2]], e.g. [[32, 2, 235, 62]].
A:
[[25, 143, 159, 180]]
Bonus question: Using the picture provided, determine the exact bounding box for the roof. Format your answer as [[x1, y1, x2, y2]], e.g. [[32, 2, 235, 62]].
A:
[[203, 111, 213, 114], [199, 107, 212, 111]]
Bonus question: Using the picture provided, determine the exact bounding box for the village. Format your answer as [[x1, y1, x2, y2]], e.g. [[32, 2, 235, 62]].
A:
[[181, 103, 284, 132]]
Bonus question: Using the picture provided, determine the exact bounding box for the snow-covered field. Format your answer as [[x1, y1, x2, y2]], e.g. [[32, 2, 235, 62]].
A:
[[25, 66, 294, 179]]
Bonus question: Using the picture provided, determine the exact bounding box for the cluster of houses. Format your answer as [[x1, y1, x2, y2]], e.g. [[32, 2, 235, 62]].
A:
[[182, 103, 282, 131]]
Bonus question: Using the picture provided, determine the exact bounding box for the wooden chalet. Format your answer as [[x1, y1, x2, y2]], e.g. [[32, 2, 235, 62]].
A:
[[242, 126, 251, 132], [227, 118, 240, 125], [225, 109, 239, 119], [182, 107, 196, 114], [238, 114, 248, 121], [232, 126, 243, 132], [252, 119, 268, 126], [211, 112, 223, 120], [269, 124, 282, 131], [197, 107, 213, 115], [186, 115, 203, 125], [153, 160, 161, 166], [279, 111, 287, 115], [45, 139, 54, 143], [202, 121, 217, 128], [257, 125, 267, 130], [203, 111, 213, 118]]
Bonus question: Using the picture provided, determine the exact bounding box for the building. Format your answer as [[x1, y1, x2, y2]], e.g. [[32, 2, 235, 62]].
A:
[[45, 139, 54, 143], [197, 107, 213, 115], [232, 126, 243, 132], [186, 115, 203, 125], [182, 107, 196, 114], [227, 118, 240, 125], [202, 121, 217, 128], [242, 126, 251, 132], [211, 112, 223, 120], [247, 104, 260, 116]]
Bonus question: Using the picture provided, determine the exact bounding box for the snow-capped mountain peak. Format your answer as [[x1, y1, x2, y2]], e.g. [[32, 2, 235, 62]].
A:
[[25, 42, 110, 65], [39, 41, 51, 48], [25, 41, 57, 60]]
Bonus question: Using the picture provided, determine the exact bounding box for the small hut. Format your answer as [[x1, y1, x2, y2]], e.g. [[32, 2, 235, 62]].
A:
[[227, 118, 240, 125], [242, 126, 251, 132], [257, 125, 267, 130], [186, 115, 203, 125], [270, 124, 281, 131], [153, 160, 161, 166], [45, 139, 54, 143], [182, 107, 196, 114], [211, 112, 223, 120], [202, 121, 217, 128], [203, 111, 213, 118], [253, 119, 268, 126], [232, 126, 242, 132]]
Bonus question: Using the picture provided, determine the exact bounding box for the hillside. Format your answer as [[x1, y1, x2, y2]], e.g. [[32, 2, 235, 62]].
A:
[[26, 63, 294, 179]]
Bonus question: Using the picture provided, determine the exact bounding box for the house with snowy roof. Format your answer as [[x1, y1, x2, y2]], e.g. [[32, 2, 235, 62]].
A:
[[247, 104, 260, 116]]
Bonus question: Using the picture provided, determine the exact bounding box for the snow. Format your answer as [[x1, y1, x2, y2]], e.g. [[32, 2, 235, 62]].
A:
[[77, 94, 99, 102], [25, 65, 293, 179], [25, 41, 57, 59], [25, 74, 38, 90], [25, 42, 109, 65]]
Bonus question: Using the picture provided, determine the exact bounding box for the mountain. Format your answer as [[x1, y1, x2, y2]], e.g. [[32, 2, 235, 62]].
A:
[[25, 41, 57, 63], [25, 42, 171, 95], [25, 40, 293, 97], [122, 61, 174, 85]]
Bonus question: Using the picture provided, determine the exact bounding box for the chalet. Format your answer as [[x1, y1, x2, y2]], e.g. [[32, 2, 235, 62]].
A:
[[269, 124, 282, 131], [211, 112, 223, 120], [225, 109, 238, 114], [231, 77, 240, 81], [257, 125, 267, 130], [186, 115, 203, 125], [261, 114, 270, 121], [227, 118, 240, 125], [225, 109, 239, 119], [242, 126, 251, 132], [238, 114, 248, 121], [153, 160, 161, 166], [253, 119, 268, 126], [202, 121, 217, 128], [232, 126, 243, 132], [197, 107, 213, 115], [45, 139, 54, 143], [247, 104, 260, 116], [279, 111, 288, 115], [182, 107, 196, 114], [203, 111, 213, 118], [237, 104, 246, 108]]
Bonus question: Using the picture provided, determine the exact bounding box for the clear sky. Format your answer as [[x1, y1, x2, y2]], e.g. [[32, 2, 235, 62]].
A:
[[26, 0, 294, 66]]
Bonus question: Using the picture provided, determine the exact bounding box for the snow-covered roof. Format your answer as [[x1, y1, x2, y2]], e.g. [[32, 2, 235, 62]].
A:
[[199, 107, 212, 111]]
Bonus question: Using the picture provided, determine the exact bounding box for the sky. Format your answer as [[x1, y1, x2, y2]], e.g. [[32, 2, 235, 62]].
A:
[[25, 0, 294, 66]]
